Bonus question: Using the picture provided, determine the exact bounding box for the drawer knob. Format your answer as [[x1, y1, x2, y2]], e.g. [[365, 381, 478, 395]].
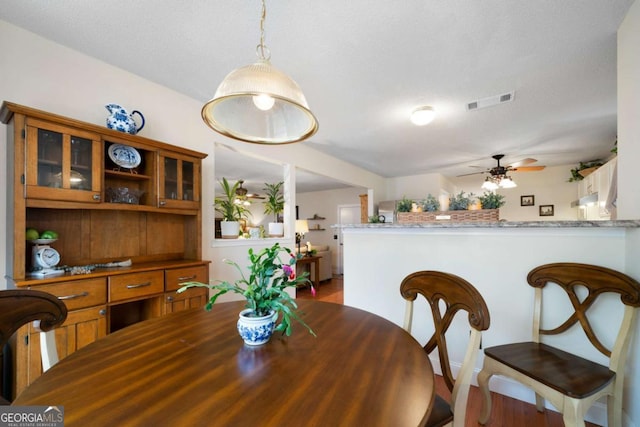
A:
[[178, 275, 197, 282]]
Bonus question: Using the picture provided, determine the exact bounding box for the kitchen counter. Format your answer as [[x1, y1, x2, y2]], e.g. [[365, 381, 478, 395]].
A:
[[335, 219, 640, 228]]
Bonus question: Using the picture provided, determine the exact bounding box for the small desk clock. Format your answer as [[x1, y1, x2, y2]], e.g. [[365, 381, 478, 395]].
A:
[[30, 240, 64, 277]]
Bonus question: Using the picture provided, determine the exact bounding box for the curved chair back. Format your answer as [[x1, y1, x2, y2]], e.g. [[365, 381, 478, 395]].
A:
[[478, 262, 640, 427], [400, 271, 490, 427], [0, 289, 67, 404], [527, 262, 640, 361]]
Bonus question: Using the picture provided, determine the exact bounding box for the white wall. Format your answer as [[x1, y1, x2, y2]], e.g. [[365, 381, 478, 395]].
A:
[[451, 165, 580, 221], [296, 186, 365, 274], [617, 0, 640, 220], [0, 19, 384, 291], [385, 173, 456, 201], [618, 2, 640, 426]]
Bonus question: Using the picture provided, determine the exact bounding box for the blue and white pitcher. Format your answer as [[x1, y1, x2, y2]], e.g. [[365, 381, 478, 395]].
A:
[[105, 104, 145, 135]]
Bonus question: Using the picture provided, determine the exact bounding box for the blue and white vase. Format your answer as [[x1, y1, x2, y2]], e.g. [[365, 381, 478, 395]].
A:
[[237, 309, 277, 346], [105, 104, 145, 135]]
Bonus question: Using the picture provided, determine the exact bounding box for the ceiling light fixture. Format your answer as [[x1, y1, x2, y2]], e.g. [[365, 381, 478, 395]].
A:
[[482, 174, 517, 191], [410, 106, 436, 126], [201, 0, 318, 144]]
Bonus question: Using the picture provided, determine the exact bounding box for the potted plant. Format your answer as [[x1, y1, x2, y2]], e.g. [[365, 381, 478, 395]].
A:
[[568, 161, 604, 182], [422, 194, 440, 212], [215, 177, 250, 239], [449, 191, 474, 210], [396, 196, 413, 213], [477, 191, 506, 209], [178, 243, 315, 345], [263, 181, 285, 237]]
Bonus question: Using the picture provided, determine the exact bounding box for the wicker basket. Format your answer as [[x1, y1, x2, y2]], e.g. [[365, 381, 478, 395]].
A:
[[397, 209, 499, 223]]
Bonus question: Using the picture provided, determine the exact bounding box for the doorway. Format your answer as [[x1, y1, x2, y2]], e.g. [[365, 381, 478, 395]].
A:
[[336, 204, 360, 275]]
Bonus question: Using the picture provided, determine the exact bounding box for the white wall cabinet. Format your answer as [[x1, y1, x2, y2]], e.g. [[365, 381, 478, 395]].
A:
[[598, 157, 616, 218], [577, 157, 617, 220]]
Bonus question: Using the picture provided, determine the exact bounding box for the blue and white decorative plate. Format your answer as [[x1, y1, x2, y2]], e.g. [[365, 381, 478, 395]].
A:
[[108, 144, 141, 169]]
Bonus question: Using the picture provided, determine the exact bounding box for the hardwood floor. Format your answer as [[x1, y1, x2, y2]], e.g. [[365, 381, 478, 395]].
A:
[[296, 275, 344, 304], [297, 276, 600, 427]]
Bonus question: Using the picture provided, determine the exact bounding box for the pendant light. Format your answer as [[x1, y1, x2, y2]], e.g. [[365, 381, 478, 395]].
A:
[[201, 0, 318, 144]]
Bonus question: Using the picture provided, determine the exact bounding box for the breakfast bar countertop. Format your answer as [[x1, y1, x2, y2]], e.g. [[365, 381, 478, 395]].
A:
[[334, 220, 640, 229]]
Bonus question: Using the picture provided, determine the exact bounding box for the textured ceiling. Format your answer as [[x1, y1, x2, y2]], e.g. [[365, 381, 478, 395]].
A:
[[0, 1, 630, 191]]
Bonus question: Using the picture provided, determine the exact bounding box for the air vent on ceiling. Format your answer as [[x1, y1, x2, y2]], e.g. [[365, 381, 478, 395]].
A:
[[467, 91, 515, 111]]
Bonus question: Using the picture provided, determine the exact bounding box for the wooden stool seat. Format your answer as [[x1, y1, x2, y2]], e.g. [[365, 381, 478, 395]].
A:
[[484, 342, 615, 398]]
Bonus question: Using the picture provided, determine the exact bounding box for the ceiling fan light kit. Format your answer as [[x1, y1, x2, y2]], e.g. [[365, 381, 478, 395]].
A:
[[234, 180, 265, 205], [481, 177, 499, 191], [201, 0, 318, 144], [461, 154, 545, 189]]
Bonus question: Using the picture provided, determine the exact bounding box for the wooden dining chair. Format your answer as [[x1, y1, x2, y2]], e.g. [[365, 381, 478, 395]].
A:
[[0, 289, 67, 404], [400, 271, 491, 427], [478, 263, 640, 427]]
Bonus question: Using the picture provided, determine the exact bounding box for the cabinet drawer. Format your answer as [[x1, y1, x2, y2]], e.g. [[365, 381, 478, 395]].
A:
[[32, 278, 107, 311], [165, 265, 208, 291], [109, 271, 164, 302]]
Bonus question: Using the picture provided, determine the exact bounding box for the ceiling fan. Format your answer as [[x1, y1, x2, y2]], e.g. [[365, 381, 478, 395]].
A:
[[236, 180, 265, 200], [457, 154, 546, 177], [458, 154, 546, 190]]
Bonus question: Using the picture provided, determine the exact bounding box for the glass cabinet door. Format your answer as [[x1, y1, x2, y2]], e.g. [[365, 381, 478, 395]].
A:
[[158, 152, 200, 209], [26, 118, 101, 202], [181, 160, 195, 202]]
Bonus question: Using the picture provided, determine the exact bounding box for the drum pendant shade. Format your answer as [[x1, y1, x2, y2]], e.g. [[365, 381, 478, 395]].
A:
[[202, 60, 318, 144]]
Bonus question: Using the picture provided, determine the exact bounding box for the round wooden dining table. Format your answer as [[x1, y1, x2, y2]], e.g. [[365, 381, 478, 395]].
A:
[[13, 300, 434, 426]]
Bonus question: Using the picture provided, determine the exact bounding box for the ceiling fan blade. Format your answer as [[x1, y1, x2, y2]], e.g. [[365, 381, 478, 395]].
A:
[[508, 158, 537, 168], [511, 166, 546, 172], [456, 170, 488, 177]]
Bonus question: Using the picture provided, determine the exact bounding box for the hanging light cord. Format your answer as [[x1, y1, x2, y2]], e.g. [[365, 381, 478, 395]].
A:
[[256, 0, 271, 61]]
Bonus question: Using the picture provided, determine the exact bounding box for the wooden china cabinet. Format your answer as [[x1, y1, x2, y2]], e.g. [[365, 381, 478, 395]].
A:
[[1, 102, 210, 398]]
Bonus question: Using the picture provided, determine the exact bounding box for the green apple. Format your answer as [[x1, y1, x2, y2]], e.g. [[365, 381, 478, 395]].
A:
[[39, 230, 59, 239], [26, 228, 39, 240]]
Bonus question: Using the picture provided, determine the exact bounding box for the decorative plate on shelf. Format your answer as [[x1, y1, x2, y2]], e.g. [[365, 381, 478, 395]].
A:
[[108, 144, 141, 169]]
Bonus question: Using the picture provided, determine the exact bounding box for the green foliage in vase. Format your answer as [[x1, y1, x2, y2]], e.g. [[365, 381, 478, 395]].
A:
[[178, 243, 315, 337], [422, 194, 440, 212], [263, 181, 285, 222], [396, 196, 413, 213], [477, 191, 506, 209], [215, 177, 251, 222], [449, 191, 474, 211], [369, 215, 383, 223]]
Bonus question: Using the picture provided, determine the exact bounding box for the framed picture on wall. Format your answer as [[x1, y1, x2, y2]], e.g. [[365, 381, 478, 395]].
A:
[[520, 195, 535, 206], [539, 205, 554, 216]]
